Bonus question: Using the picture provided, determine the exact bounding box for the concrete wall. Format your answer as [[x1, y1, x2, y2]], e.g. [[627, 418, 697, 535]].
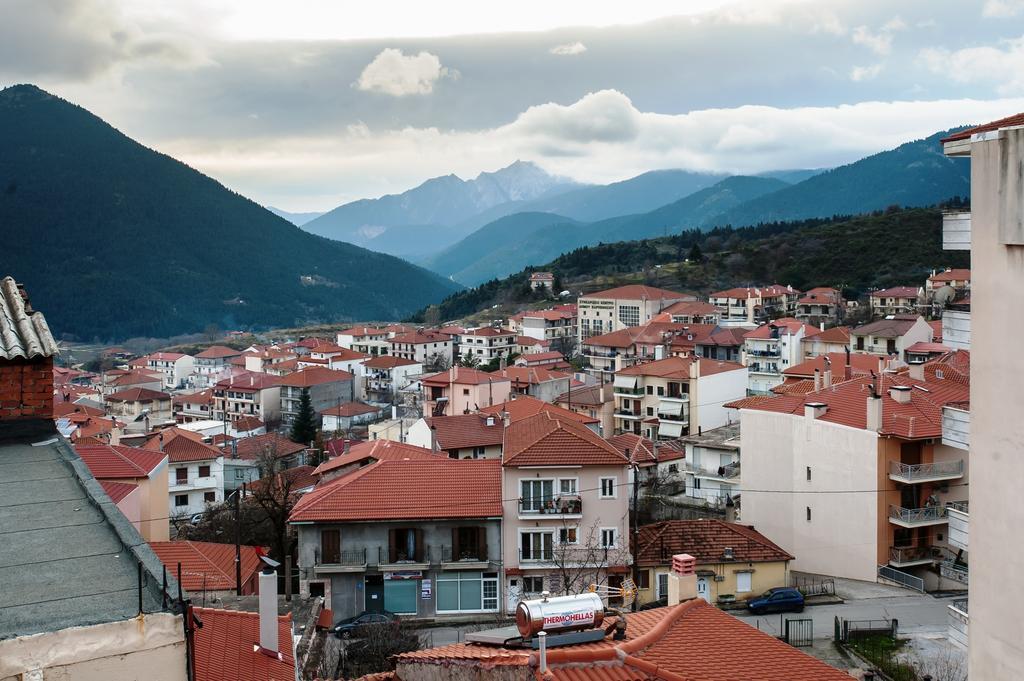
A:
[[0, 612, 187, 681], [951, 128, 1024, 679], [740, 409, 879, 582], [692, 369, 746, 433]]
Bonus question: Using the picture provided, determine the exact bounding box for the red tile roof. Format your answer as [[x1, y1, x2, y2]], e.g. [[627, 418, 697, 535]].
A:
[[503, 411, 628, 467], [519, 308, 576, 321], [421, 367, 511, 387], [635, 520, 793, 566], [291, 458, 502, 522], [464, 326, 515, 338], [929, 319, 943, 343], [215, 371, 280, 391], [322, 402, 382, 417], [906, 341, 953, 354], [661, 300, 719, 316], [498, 366, 571, 387], [583, 285, 693, 301], [108, 369, 163, 387], [276, 366, 353, 387], [149, 540, 264, 592], [584, 322, 688, 349], [173, 389, 215, 407], [928, 268, 970, 283], [804, 326, 850, 344], [99, 480, 138, 503], [53, 402, 105, 418], [870, 286, 920, 298], [391, 330, 453, 345], [192, 606, 295, 681], [554, 384, 613, 406], [796, 286, 841, 305], [392, 599, 849, 681], [195, 345, 243, 359], [480, 395, 598, 425], [709, 284, 796, 299], [76, 443, 167, 478], [362, 355, 420, 369], [247, 465, 319, 495], [312, 440, 443, 476], [425, 413, 505, 450], [516, 350, 565, 364], [337, 325, 387, 337], [314, 347, 371, 362], [606, 433, 658, 465], [743, 318, 817, 339], [143, 427, 222, 463], [225, 434, 306, 461], [105, 387, 172, 403], [232, 415, 265, 432], [942, 115, 1024, 142], [783, 352, 886, 379], [852, 315, 927, 338], [618, 356, 744, 379], [146, 352, 188, 361]]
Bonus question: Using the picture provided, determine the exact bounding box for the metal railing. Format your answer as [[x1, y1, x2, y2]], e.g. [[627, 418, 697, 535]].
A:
[[379, 545, 433, 565], [878, 565, 925, 592], [889, 460, 964, 481], [518, 495, 583, 515], [791, 575, 835, 597], [519, 546, 615, 563], [888, 505, 948, 524], [951, 598, 968, 615], [747, 349, 782, 358], [612, 386, 645, 396], [889, 546, 933, 565], [940, 560, 969, 585], [440, 545, 489, 563], [315, 548, 367, 567], [947, 500, 969, 514], [615, 409, 642, 418]]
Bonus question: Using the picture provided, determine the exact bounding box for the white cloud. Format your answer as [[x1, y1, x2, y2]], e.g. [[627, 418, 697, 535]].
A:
[[550, 41, 587, 56], [168, 92, 1024, 210], [355, 48, 457, 96], [851, 64, 884, 81], [920, 38, 1024, 94], [983, 0, 1024, 17]]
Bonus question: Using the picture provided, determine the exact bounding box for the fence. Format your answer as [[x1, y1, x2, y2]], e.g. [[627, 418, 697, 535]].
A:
[[790, 575, 835, 597], [834, 616, 898, 643], [877, 564, 925, 592]]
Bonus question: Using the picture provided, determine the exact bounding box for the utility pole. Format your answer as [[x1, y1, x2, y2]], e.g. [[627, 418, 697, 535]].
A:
[[234, 488, 242, 596], [631, 461, 640, 612]]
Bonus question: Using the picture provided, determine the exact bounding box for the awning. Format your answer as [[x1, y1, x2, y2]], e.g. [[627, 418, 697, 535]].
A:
[[657, 400, 684, 417], [659, 421, 684, 438], [613, 375, 638, 389]]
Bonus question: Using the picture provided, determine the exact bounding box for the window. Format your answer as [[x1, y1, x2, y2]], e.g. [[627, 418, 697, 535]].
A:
[[646, 385, 653, 395], [656, 386, 664, 396], [234, 469, 247, 480], [522, 576, 545, 595], [646, 407, 654, 416], [736, 572, 752, 593], [600, 477, 617, 498], [559, 527, 578, 544], [806, 506, 812, 522], [321, 529, 341, 564], [520, 531, 554, 561], [463, 388, 470, 395], [384, 578, 418, 615], [668, 463, 678, 473], [204, 492, 215, 503], [436, 571, 499, 613], [176, 468, 188, 484], [198, 465, 211, 478], [521, 479, 554, 511], [600, 528, 617, 548], [472, 446, 486, 458], [174, 494, 188, 507], [806, 466, 811, 481], [637, 569, 651, 590], [618, 305, 640, 327], [559, 478, 578, 495], [657, 572, 669, 600]]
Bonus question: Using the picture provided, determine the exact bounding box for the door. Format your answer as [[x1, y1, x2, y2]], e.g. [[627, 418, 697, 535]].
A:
[[507, 578, 522, 612], [696, 577, 710, 603], [364, 575, 384, 613]]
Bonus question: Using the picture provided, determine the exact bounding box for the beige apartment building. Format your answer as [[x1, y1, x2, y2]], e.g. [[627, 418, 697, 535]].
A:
[[577, 285, 693, 345], [421, 366, 512, 417], [708, 284, 799, 325], [942, 115, 1024, 678]]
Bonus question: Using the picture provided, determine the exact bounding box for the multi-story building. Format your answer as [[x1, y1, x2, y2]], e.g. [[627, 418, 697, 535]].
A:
[[677, 423, 741, 506], [390, 330, 454, 366], [577, 285, 693, 345], [941, 116, 1024, 676], [459, 327, 516, 362], [868, 286, 922, 317], [509, 305, 577, 342], [659, 300, 721, 324], [529, 271, 555, 290], [733, 352, 970, 589], [497, 365, 571, 402], [76, 442, 171, 541], [221, 433, 307, 491], [192, 345, 242, 387], [292, 453, 502, 621], [101, 369, 164, 397], [212, 372, 281, 425], [742, 318, 818, 395], [143, 351, 195, 389], [794, 287, 844, 326], [612, 356, 747, 439], [850, 314, 933, 359], [105, 387, 174, 431], [554, 384, 615, 437], [243, 347, 298, 373], [501, 411, 632, 610], [362, 355, 422, 404], [800, 325, 850, 358], [143, 427, 224, 517], [708, 285, 799, 325], [277, 366, 355, 426], [407, 413, 505, 459], [336, 326, 391, 356], [172, 388, 215, 423], [925, 268, 971, 300], [580, 321, 684, 379], [421, 367, 512, 417]]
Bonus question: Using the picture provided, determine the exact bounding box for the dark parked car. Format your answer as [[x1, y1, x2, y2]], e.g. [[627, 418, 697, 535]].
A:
[[331, 611, 396, 638], [746, 587, 805, 615]]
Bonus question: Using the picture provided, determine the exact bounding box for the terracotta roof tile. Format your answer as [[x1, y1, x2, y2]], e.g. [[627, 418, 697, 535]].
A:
[[928, 268, 970, 283], [635, 520, 793, 566], [804, 326, 850, 344], [143, 427, 222, 463], [312, 440, 444, 476], [225, 434, 306, 461], [149, 541, 264, 592], [276, 366, 354, 387], [105, 387, 172, 402], [503, 411, 628, 466], [583, 285, 693, 301], [425, 413, 505, 450], [362, 355, 420, 369], [942, 115, 1024, 142], [783, 352, 885, 379], [322, 402, 381, 417], [195, 345, 243, 359], [870, 286, 920, 298], [422, 367, 511, 387], [193, 607, 294, 681], [99, 480, 138, 503], [480, 395, 598, 425], [76, 443, 167, 478]]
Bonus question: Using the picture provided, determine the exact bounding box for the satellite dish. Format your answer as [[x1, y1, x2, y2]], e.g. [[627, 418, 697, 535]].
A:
[[259, 555, 281, 569]]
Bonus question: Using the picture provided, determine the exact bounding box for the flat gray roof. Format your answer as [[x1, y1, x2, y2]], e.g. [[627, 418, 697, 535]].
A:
[[676, 422, 741, 450], [0, 431, 178, 639]]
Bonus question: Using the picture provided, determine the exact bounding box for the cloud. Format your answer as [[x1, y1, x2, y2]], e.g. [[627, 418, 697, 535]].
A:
[[983, 0, 1024, 17], [550, 41, 587, 56], [851, 64, 884, 81], [920, 38, 1024, 94], [355, 48, 457, 96]]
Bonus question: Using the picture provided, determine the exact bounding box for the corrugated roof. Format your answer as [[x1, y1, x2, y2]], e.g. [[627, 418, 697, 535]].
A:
[[0, 276, 58, 360]]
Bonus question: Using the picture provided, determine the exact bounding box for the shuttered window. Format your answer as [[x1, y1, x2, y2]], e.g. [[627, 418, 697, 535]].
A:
[[321, 529, 340, 564]]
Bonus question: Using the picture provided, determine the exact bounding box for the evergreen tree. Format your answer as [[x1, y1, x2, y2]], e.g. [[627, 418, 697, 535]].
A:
[[289, 389, 318, 445], [687, 242, 705, 262]]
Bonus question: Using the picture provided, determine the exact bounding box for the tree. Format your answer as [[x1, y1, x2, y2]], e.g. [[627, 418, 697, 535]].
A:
[[549, 522, 631, 599], [423, 352, 451, 372], [338, 621, 420, 678], [686, 242, 704, 263], [458, 351, 480, 368], [289, 389, 318, 445]]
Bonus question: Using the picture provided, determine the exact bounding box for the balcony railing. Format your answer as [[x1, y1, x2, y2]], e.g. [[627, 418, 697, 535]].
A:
[[314, 548, 368, 571], [519, 546, 618, 564], [889, 546, 934, 566], [889, 460, 964, 483], [747, 363, 781, 375], [518, 495, 583, 516], [940, 560, 969, 585], [747, 349, 782, 358], [612, 386, 645, 396], [947, 500, 969, 514], [888, 505, 948, 527], [440, 545, 490, 563], [615, 409, 642, 419], [379, 545, 433, 565]]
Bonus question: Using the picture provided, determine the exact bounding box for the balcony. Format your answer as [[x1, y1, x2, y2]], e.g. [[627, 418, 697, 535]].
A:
[[888, 460, 964, 484], [941, 404, 970, 451], [947, 501, 969, 552], [170, 475, 218, 492], [314, 548, 368, 573], [519, 546, 619, 565], [888, 505, 948, 528], [690, 461, 740, 481], [378, 545, 433, 570], [661, 392, 689, 402], [440, 545, 491, 569], [940, 560, 969, 585], [747, 363, 781, 375], [889, 546, 935, 568], [583, 348, 619, 359], [747, 349, 782, 358], [942, 211, 971, 251], [615, 409, 642, 420], [613, 386, 645, 396], [518, 495, 583, 520], [948, 599, 969, 650]]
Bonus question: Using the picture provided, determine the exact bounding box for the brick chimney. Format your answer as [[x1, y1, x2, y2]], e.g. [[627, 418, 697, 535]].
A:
[[0, 277, 57, 422]]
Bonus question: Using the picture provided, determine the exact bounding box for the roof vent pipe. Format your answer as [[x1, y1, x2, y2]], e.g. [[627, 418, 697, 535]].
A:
[[258, 566, 279, 656], [537, 631, 547, 673]]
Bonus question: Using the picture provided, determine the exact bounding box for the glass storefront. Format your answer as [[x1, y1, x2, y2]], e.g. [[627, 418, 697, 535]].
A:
[[384, 578, 418, 614], [436, 571, 499, 613]]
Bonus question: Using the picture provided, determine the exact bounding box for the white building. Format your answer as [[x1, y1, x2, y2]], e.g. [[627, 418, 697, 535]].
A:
[[678, 423, 741, 506], [144, 428, 225, 518], [577, 285, 693, 345], [742, 318, 818, 396], [389, 330, 455, 366], [459, 327, 517, 362], [144, 352, 195, 389]]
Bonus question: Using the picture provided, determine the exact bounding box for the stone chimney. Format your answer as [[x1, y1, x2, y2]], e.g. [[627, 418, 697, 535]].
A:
[[667, 554, 698, 606]]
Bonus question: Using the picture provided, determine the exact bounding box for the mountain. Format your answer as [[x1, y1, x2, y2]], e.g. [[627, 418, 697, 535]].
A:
[[414, 207, 969, 324], [0, 84, 459, 341], [267, 207, 324, 226], [757, 168, 826, 184], [424, 175, 786, 286], [709, 130, 969, 228], [301, 160, 578, 257]]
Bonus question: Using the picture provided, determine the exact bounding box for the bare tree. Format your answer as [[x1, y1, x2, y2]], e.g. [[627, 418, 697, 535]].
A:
[[336, 621, 420, 679], [423, 352, 451, 372], [916, 645, 968, 681], [549, 521, 631, 599]]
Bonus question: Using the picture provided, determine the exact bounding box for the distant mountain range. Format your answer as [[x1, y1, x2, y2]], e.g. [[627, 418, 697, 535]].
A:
[[418, 130, 969, 286], [0, 84, 459, 341], [267, 207, 324, 226]]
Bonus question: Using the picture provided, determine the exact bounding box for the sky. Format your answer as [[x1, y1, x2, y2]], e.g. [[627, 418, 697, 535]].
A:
[[3, 0, 1024, 211]]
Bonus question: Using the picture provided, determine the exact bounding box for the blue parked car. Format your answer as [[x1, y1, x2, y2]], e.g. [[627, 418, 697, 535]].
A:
[[746, 587, 805, 615]]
